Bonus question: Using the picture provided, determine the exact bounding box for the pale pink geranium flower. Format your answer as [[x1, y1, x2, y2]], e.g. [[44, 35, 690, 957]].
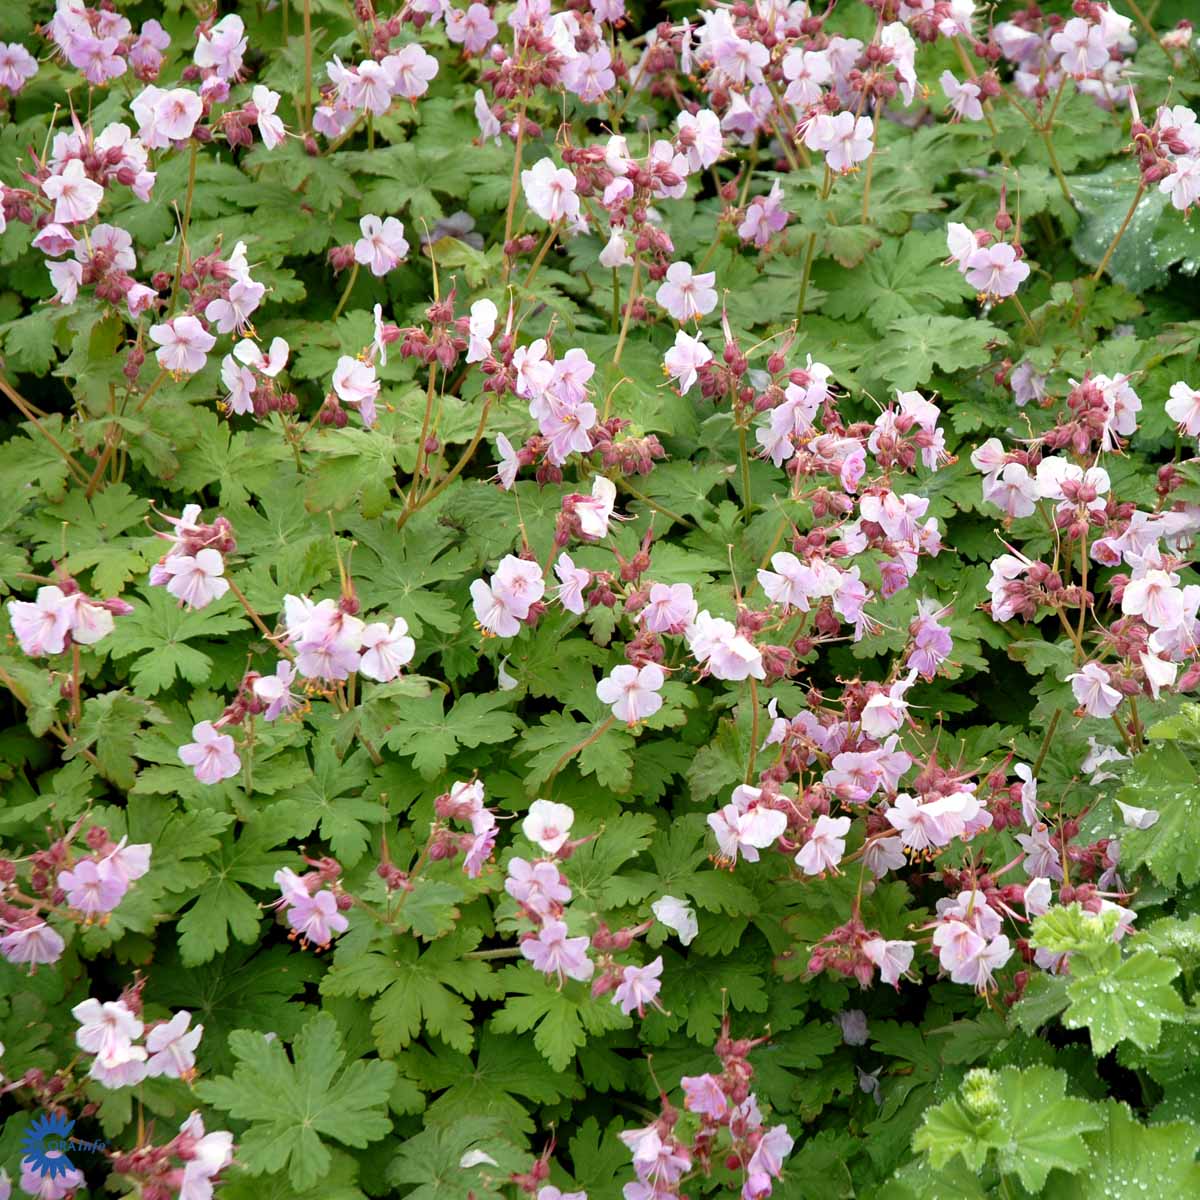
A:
[[102, 837, 151, 887], [447, 5, 499, 55], [1122, 565, 1184, 628], [154, 88, 203, 142], [656, 261, 717, 322], [287, 889, 348, 946], [965, 243, 1030, 299], [553, 552, 590, 614], [21, 1156, 84, 1196], [353, 214, 409, 276], [738, 180, 788, 247], [521, 918, 594, 984], [145, 1011, 203, 1079], [574, 476, 619, 539], [251, 85, 286, 148], [1161, 156, 1200, 214], [707, 787, 787, 864], [945, 221, 976, 270], [676, 108, 724, 170], [862, 936, 915, 988], [385, 43, 439, 100], [599, 229, 634, 268], [804, 111, 873, 173], [42, 159, 104, 223], [596, 663, 665, 725], [0, 42, 38, 93], [652, 895, 698, 945], [746, 1125, 795, 1196], [940, 69, 983, 121], [58, 858, 127, 917], [331, 355, 379, 426], [982, 461, 1039, 518], [179, 721, 240, 784], [220, 352, 252, 413], [253, 660, 299, 720], [474, 88, 502, 142], [1068, 662, 1122, 717], [194, 13, 246, 78], [358, 617, 416, 681], [1166, 381, 1200, 438], [493, 433, 519, 490], [664, 329, 712, 394], [613, 957, 664, 1016], [7, 586, 73, 656], [640, 582, 697, 634], [234, 335, 289, 378], [795, 814, 851, 876], [205, 277, 266, 335], [681, 1073, 727, 1119], [73, 997, 143, 1056], [1050, 16, 1108, 77], [0, 918, 65, 968], [150, 315, 216, 374], [522, 799, 575, 853], [466, 298, 498, 363], [521, 157, 580, 224], [177, 1113, 234, 1200], [162, 548, 229, 610]]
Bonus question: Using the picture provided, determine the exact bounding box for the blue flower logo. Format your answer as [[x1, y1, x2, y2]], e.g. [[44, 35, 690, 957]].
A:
[[20, 1111, 76, 1179]]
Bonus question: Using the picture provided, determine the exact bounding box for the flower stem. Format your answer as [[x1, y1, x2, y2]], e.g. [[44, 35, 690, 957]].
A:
[[302, 0, 313, 130], [502, 101, 529, 281], [744, 677, 760, 783], [1071, 182, 1144, 327], [331, 262, 359, 322], [612, 256, 641, 369]]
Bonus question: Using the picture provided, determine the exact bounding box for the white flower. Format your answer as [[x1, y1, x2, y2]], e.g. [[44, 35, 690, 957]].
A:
[[521, 157, 580, 224], [522, 799, 575, 853], [651, 895, 698, 945]]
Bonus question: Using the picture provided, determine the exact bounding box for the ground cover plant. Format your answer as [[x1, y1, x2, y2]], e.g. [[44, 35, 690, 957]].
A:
[[2, 0, 1200, 1196]]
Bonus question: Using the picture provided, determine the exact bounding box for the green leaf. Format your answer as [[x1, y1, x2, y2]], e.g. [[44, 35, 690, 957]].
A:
[[196, 1012, 396, 1191], [912, 1066, 1103, 1192], [67, 691, 166, 788], [381, 691, 523, 779], [876, 316, 1007, 391], [1119, 741, 1200, 887], [1055, 1102, 1200, 1198]]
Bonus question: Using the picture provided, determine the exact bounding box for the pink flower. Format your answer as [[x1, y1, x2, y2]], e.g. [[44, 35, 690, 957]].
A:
[[687, 611, 765, 681], [331, 356, 379, 426], [7, 586, 73, 656], [179, 721, 240, 784], [554, 552, 590, 614], [0, 918, 65, 967], [251, 85, 286, 149], [758, 552, 819, 612], [862, 937, 915, 988], [521, 157, 580, 224], [1122, 566, 1183, 628], [738, 180, 788, 247], [102, 837, 152, 886], [1050, 17, 1108, 77], [663, 330, 712, 394], [1160, 156, 1200, 214], [447, 5, 499, 54], [521, 918, 594, 984], [0, 42, 38, 93], [150, 315, 216, 374], [385, 43, 439, 100], [73, 997, 143, 1056], [176, 1113, 235, 1200], [162, 548, 229, 610], [982, 461, 1038, 518], [574, 476, 619, 540], [146, 1010, 203, 1078], [613, 957, 663, 1016], [522, 799, 574, 853], [675, 108, 723, 171], [20, 1156, 84, 1198], [493, 432, 519, 490], [194, 14, 246, 79], [640, 582, 697, 634], [964, 243, 1029, 299], [48, 258, 83, 304], [656, 261, 717, 322], [205, 277, 265, 334], [596, 663, 665, 725], [359, 617, 415, 681], [155, 87, 203, 141], [681, 1073, 728, 1119], [58, 858, 128, 917], [354, 214, 409, 276], [287, 888, 348, 946], [234, 335, 289, 378], [1166, 381, 1200, 437], [746, 1125, 794, 1187], [940, 69, 983, 121], [804, 111, 873, 173], [599, 229, 633, 268], [42, 159, 104, 223], [253, 660, 299, 720], [1068, 662, 1122, 717], [795, 814, 851, 876], [652, 895, 698, 945], [466, 298, 498, 363], [506, 858, 571, 915], [707, 792, 786, 864], [860, 672, 916, 738]]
